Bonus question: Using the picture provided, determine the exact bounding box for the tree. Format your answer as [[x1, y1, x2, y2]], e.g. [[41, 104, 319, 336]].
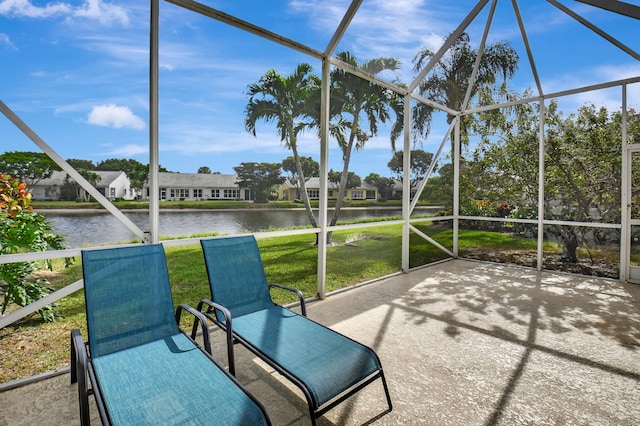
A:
[[387, 149, 435, 193], [544, 103, 625, 262], [328, 169, 361, 190], [96, 158, 141, 172], [282, 156, 319, 200], [420, 167, 453, 206], [467, 97, 637, 264], [329, 51, 401, 234], [365, 173, 395, 201], [0, 151, 60, 186], [0, 174, 66, 321], [67, 158, 95, 170], [60, 169, 101, 201], [96, 158, 165, 198], [234, 162, 285, 203], [412, 32, 519, 144], [245, 64, 321, 225], [198, 166, 212, 174]]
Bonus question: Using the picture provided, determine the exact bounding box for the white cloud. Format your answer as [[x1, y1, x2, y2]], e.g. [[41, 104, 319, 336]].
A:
[[0, 0, 128, 26], [104, 143, 148, 157], [72, 0, 129, 26], [288, 0, 460, 84], [541, 62, 640, 112], [87, 104, 146, 130], [161, 128, 285, 155], [0, 32, 17, 50], [0, 0, 71, 18]]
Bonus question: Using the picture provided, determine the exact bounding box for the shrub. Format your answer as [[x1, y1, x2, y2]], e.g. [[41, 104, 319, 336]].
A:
[[0, 174, 66, 321]]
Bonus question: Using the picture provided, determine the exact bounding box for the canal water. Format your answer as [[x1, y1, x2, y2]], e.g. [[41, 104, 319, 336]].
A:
[[42, 208, 435, 248]]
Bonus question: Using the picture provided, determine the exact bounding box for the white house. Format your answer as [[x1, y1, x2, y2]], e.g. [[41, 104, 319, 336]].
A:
[[29, 170, 135, 201], [278, 177, 378, 201], [141, 172, 249, 201]]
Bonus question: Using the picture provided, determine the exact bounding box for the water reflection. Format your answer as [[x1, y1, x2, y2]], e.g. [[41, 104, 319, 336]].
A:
[[42, 208, 429, 248]]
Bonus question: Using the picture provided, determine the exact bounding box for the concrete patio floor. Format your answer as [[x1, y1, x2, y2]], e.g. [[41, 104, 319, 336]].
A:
[[1, 259, 640, 425]]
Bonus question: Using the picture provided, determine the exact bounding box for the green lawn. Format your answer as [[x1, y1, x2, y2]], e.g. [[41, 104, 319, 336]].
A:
[[0, 224, 577, 383]]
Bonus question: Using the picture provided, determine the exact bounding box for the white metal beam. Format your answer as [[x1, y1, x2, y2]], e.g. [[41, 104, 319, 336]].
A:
[[149, 0, 160, 244], [317, 59, 331, 298], [408, 0, 490, 93], [537, 99, 546, 271], [465, 75, 640, 116], [461, 0, 498, 111], [324, 0, 363, 57], [402, 94, 412, 272], [410, 119, 456, 213], [548, 0, 640, 61], [453, 116, 461, 257], [411, 92, 459, 117], [621, 84, 629, 282], [0, 100, 146, 242], [576, 0, 640, 20], [165, 0, 324, 61], [511, 0, 544, 96], [0, 279, 83, 329], [329, 56, 408, 96]]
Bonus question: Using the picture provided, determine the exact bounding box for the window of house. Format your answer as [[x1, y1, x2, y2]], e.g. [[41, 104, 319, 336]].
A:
[[44, 187, 56, 198], [193, 189, 202, 198], [351, 190, 364, 199], [110, 187, 116, 197], [211, 189, 220, 198], [307, 189, 319, 199], [224, 189, 239, 198], [170, 188, 189, 198]]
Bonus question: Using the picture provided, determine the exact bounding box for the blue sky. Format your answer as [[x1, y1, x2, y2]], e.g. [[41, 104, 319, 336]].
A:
[[1, 0, 639, 179]]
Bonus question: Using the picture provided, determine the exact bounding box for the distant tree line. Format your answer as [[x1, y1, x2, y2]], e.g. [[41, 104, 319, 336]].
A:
[[0, 149, 434, 204]]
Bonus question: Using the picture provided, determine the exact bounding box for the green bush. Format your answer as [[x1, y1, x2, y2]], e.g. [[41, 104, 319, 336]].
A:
[[0, 174, 66, 321]]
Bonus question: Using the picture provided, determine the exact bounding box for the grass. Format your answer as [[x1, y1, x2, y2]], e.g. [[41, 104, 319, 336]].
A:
[[0, 224, 577, 384]]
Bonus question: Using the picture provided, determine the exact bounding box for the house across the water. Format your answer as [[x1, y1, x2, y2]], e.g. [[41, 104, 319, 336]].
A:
[[29, 170, 135, 201], [278, 177, 379, 201], [141, 172, 249, 201]]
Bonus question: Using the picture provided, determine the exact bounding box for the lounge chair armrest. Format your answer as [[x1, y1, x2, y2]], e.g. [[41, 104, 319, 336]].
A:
[[176, 303, 212, 355], [70, 329, 90, 425], [269, 283, 307, 316], [198, 299, 237, 376]]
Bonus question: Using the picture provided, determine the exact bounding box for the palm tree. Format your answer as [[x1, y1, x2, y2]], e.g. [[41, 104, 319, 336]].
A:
[[412, 32, 519, 141], [245, 63, 321, 227], [328, 51, 402, 235]]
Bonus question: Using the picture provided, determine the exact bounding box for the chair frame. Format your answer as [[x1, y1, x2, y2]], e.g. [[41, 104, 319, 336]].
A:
[[196, 238, 392, 425], [71, 304, 230, 425], [70, 245, 270, 426]]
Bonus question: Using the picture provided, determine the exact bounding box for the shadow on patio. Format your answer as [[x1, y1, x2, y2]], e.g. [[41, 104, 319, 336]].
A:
[[2, 259, 640, 425]]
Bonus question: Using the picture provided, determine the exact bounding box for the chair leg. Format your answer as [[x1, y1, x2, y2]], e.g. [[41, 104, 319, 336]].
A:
[[380, 370, 393, 412], [70, 331, 77, 384], [310, 405, 318, 426], [71, 330, 90, 425]]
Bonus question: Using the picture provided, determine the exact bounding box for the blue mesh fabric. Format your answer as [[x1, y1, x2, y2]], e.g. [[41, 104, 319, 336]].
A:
[[201, 236, 381, 407], [83, 244, 269, 425], [82, 245, 180, 357], [93, 333, 268, 425], [232, 306, 381, 407], [201, 236, 274, 318]]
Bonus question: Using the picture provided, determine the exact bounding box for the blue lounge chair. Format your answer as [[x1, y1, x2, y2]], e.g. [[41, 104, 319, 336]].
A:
[[70, 244, 270, 425], [197, 235, 392, 425]]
